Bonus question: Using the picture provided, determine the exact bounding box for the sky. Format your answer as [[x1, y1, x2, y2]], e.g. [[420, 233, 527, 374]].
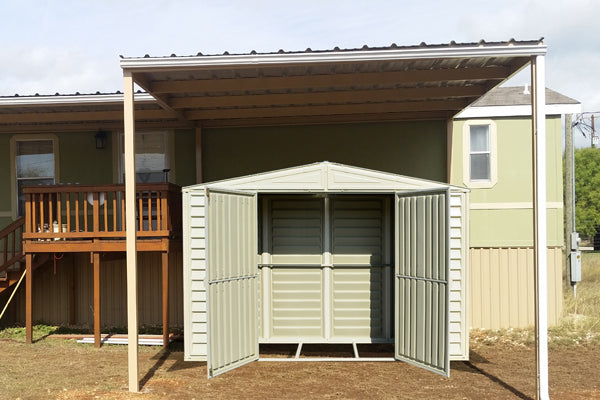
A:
[[1, 0, 598, 144]]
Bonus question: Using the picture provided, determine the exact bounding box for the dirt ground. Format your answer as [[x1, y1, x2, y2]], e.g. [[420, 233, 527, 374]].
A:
[[1, 336, 599, 400]]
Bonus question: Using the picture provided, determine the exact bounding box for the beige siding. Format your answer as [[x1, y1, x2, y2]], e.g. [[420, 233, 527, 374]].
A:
[[205, 190, 258, 377], [269, 267, 324, 338], [270, 198, 323, 266], [449, 192, 468, 360], [9, 252, 183, 328], [469, 247, 563, 329], [332, 267, 386, 338], [184, 190, 208, 359]]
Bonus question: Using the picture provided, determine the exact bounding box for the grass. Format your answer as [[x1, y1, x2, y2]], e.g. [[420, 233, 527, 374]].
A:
[[472, 251, 600, 348], [554, 251, 600, 346], [0, 324, 182, 342]]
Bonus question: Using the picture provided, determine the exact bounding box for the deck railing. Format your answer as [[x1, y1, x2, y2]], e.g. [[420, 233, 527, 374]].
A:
[[22, 183, 182, 242], [0, 217, 24, 275]]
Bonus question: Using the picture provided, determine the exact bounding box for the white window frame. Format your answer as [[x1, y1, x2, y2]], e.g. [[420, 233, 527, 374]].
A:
[[9, 134, 60, 219], [462, 120, 497, 188]]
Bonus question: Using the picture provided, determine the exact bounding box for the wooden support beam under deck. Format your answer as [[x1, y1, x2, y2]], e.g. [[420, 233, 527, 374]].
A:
[[25, 253, 33, 344], [93, 252, 101, 348], [162, 251, 169, 349]]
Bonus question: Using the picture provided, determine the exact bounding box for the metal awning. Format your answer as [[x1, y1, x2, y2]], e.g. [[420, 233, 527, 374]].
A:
[[119, 39, 551, 399], [120, 40, 546, 127], [0, 92, 189, 133]]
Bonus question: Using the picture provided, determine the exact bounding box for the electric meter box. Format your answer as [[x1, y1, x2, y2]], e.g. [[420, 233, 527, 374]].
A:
[[570, 251, 582, 283], [571, 232, 581, 251]]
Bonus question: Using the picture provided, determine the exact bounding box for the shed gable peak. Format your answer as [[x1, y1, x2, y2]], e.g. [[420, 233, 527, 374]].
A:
[[186, 162, 461, 193]]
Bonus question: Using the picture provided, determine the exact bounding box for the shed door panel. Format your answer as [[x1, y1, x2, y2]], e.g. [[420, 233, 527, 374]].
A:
[[206, 189, 258, 378], [395, 190, 450, 377]]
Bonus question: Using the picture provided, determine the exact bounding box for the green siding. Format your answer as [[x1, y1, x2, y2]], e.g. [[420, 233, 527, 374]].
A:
[[470, 209, 564, 247], [451, 116, 564, 247], [58, 131, 114, 184], [0, 135, 11, 213], [174, 129, 196, 186], [202, 121, 447, 183]]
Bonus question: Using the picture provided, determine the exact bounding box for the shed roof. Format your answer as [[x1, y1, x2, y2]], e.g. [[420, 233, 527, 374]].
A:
[[122, 39, 546, 128], [184, 161, 468, 193]]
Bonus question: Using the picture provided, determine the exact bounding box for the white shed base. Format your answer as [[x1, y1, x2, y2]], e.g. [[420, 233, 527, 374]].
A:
[[259, 342, 396, 362]]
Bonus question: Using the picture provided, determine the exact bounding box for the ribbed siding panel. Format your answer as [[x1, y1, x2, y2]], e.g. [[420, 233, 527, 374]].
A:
[[331, 197, 387, 339], [448, 191, 468, 360], [332, 267, 385, 338], [469, 247, 563, 329], [270, 198, 323, 265], [270, 267, 323, 337], [331, 198, 383, 266], [184, 191, 208, 359], [396, 191, 449, 377], [206, 190, 258, 377]]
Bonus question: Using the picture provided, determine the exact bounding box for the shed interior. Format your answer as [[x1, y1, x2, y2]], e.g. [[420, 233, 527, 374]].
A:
[[257, 194, 395, 344]]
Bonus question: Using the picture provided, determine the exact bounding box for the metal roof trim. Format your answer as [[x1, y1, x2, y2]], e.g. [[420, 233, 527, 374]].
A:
[[0, 92, 155, 107], [120, 42, 547, 71]]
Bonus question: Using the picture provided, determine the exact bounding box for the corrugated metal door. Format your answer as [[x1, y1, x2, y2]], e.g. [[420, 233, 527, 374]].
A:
[[395, 189, 450, 377], [206, 188, 258, 378]]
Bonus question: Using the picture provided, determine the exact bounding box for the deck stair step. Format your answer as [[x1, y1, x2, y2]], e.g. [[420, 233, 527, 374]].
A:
[[0, 217, 25, 295]]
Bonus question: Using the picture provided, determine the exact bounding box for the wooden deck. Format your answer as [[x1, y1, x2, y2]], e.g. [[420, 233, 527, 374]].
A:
[[21, 183, 182, 347]]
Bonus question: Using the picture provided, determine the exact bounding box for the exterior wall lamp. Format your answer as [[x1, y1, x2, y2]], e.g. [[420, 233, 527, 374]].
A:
[[95, 130, 107, 149]]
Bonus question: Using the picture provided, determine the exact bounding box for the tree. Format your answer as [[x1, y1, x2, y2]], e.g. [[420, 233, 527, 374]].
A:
[[575, 148, 600, 237]]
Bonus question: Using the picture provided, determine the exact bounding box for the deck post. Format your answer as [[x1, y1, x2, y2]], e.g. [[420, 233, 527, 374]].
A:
[[124, 70, 139, 392], [162, 251, 169, 348], [93, 252, 101, 348], [69, 259, 76, 325], [25, 253, 33, 344]]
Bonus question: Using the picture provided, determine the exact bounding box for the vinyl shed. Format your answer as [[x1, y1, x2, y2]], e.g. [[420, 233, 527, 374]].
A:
[[182, 162, 469, 377]]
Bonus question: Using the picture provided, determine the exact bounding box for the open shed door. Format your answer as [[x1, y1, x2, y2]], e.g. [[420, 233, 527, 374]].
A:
[[206, 188, 258, 378], [395, 189, 450, 377]]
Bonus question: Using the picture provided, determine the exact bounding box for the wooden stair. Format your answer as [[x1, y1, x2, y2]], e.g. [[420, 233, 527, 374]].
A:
[[0, 217, 25, 295]]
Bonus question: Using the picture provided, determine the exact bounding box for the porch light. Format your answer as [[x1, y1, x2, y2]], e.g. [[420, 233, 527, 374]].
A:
[[95, 130, 107, 149]]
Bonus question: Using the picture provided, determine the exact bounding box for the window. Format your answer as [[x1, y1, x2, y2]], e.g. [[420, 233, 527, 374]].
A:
[[462, 120, 497, 188], [119, 131, 170, 183], [469, 125, 491, 180], [15, 139, 56, 216]]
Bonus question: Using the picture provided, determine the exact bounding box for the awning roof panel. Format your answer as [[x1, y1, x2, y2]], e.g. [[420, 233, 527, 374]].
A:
[[121, 40, 545, 127]]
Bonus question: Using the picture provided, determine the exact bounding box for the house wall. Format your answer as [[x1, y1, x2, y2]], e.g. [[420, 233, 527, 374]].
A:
[[0, 128, 194, 329], [4, 251, 184, 328], [451, 115, 564, 328], [202, 121, 447, 183], [451, 116, 563, 247], [0, 128, 196, 229], [470, 247, 563, 328]]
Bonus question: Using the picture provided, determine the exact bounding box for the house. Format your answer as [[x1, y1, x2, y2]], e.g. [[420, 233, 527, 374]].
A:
[[0, 39, 558, 380], [451, 86, 580, 329]]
